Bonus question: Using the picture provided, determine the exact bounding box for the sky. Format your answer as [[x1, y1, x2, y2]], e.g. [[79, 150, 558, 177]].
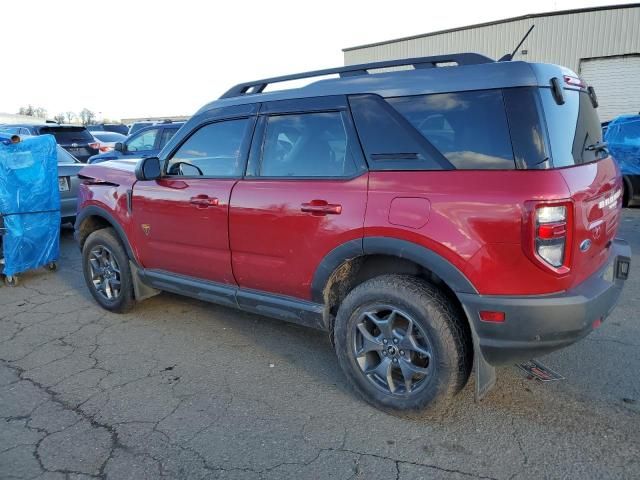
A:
[[1, 0, 635, 121]]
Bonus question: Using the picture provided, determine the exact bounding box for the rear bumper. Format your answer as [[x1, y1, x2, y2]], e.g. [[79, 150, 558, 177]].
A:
[[459, 239, 631, 365]]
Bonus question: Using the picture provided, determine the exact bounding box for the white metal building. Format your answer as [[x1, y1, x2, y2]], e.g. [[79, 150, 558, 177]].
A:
[[343, 4, 640, 121]]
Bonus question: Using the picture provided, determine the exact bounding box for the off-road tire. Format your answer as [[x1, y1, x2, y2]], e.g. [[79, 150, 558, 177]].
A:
[[82, 228, 135, 313], [333, 274, 471, 412]]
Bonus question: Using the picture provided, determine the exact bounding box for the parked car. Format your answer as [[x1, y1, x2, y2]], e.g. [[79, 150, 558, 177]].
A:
[[91, 131, 127, 154], [75, 53, 630, 412], [604, 114, 640, 206], [0, 124, 99, 162], [87, 122, 184, 164], [56, 146, 83, 224], [87, 124, 129, 136], [128, 121, 156, 136]]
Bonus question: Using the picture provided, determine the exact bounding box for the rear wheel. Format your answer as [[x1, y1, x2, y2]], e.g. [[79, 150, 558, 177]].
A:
[[82, 228, 134, 313], [333, 275, 471, 411]]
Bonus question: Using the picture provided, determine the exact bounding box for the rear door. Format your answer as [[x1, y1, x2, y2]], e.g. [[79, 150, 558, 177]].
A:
[[229, 96, 368, 300], [539, 85, 623, 287], [132, 113, 256, 284]]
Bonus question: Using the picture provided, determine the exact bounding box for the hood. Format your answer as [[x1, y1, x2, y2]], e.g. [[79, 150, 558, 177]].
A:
[[78, 158, 140, 187]]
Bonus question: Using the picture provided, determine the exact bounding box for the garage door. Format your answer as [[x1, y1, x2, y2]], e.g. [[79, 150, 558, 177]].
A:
[[580, 55, 640, 122]]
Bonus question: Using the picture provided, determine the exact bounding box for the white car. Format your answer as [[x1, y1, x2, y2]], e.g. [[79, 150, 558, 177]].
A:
[[91, 131, 127, 153]]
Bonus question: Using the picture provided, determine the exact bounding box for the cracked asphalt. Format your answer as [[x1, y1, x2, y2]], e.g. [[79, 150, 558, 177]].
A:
[[1, 210, 639, 480]]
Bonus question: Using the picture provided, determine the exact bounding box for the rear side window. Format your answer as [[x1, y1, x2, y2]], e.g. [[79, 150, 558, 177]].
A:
[[259, 112, 357, 177], [539, 88, 605, 167], [39, 127, 94, 143], [388, 90, 516, 169]]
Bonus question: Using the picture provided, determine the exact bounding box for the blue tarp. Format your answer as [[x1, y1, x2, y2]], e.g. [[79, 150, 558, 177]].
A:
[[0, 135, 60, 276], [604, 114, 640, 175]]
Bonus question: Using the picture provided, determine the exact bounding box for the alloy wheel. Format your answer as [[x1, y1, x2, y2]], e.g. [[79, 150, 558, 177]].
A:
[[88, 245, 121, 301], [352, 305, 433, 396]]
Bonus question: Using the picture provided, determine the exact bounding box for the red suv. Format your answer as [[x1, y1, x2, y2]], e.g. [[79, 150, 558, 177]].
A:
[[75, 54, 631, 411]]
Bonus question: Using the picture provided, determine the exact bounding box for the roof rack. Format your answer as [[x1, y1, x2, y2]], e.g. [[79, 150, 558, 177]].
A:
[[220, 53, 494, 99]]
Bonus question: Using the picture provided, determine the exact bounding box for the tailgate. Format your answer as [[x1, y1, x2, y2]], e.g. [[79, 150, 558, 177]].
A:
[[560, 156, 623, 288]]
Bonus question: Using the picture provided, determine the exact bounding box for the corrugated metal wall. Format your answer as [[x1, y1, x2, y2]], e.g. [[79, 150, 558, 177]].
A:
[[343, 6, 640, 74]]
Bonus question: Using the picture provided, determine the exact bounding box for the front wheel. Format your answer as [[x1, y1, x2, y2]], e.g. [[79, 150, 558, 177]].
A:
[[82, 228, 134, 313], [333, 275, 472, 412]]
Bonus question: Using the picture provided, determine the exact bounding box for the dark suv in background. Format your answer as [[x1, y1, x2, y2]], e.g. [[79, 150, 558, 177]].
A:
[[2, 124, 99, 162], [88, 122, 184, 164]]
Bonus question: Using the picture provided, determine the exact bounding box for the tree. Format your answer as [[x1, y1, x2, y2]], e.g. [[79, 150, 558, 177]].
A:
[[65, 111, 75, 124], [79, 108, 96, 126], [17, 105, 47, 118], [34, 107, 47, 119], [18, 105, 35, 116], [53, 113, 66, 124]]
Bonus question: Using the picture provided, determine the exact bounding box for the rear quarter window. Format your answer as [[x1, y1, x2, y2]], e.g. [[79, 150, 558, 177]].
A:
[[387, 90, 516, 170]]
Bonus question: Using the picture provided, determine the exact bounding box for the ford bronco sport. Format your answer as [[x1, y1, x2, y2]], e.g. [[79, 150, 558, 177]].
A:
[[75, 53, 631, 411]]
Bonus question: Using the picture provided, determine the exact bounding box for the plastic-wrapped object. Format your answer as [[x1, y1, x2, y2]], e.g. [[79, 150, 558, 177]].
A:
[[0, 134, 60, 276], [604, 114, 640, 175]]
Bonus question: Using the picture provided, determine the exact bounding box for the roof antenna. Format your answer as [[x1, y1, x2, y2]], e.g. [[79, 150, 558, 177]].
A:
[[499, 25, 535, 61]]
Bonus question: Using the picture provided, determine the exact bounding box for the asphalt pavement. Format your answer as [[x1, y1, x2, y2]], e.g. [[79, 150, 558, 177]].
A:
[[1, 210, 639, 480]]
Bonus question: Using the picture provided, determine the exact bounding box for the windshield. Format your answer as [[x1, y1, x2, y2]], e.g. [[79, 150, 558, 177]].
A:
[[57, 146, 79, 164], [540, 88, 606, 167]]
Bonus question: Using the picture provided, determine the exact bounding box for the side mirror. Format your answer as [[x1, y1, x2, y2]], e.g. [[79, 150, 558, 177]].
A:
[[114, 142, 125, 152], [135, 156, 161, 181]]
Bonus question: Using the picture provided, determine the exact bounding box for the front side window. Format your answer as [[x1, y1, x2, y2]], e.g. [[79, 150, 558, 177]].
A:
[[259, 112, 357, 177], [166, 119, 249, 177], [388, 90, 516, 169], [127, 128, 158, 152]]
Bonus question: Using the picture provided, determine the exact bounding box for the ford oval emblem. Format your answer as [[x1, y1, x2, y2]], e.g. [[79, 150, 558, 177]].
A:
[[580, 239, 592, 252]]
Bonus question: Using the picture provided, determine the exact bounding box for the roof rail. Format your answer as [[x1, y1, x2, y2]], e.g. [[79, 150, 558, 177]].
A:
[[220, 53, 494, 99]]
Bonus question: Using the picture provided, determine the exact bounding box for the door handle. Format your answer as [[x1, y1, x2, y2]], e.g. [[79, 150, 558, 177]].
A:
[[301, 200, 342, 215], [190, 195, 219, 207]]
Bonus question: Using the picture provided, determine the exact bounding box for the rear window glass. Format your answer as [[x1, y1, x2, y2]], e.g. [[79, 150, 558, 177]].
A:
[[539, 88, 605, 167], [388, 90, 516, 170], [92, 132, 125, 142], [40, 127, 94, 143]]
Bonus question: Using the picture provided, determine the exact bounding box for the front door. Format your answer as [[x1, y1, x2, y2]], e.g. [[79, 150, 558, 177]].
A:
[[132, 116, 255, 284], [229, 97, 369, 300]]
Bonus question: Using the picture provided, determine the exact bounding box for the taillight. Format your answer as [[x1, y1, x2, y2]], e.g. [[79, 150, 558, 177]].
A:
[[523, 201, 573, 274], [99, 145, 112, 152], [535, 205, 568, 268]]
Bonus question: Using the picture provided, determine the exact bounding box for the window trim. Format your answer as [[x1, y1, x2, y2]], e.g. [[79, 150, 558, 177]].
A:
[[162, 115, 257, 180], [247, 108, 367, 181]]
